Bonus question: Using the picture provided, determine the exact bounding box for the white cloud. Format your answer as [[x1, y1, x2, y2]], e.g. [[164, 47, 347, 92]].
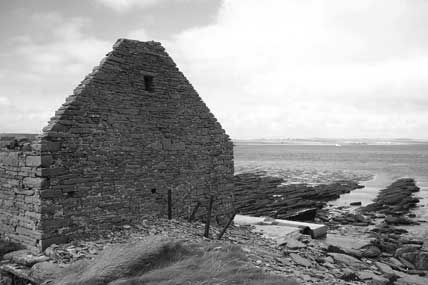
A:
[[95, 0, 207, 12], [95, 0, 158, 11], [0, 97, 10, 106], [14, 13, 111, 77], [159, 0, 428, 139], [126, 28, 151, 41], [0, 12, 112, 133]]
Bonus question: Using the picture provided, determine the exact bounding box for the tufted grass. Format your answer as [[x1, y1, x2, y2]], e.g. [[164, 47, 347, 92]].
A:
[[51, 237, 298, 285]]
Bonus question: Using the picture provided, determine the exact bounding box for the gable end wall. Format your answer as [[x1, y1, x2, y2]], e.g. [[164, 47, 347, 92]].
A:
[[36, 39, 234, 249]]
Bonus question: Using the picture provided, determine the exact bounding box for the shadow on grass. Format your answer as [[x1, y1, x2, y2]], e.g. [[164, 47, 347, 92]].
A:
[[50, 236, 298, 285]]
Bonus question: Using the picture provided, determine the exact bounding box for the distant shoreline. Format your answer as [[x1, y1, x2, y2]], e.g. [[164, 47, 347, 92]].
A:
[[234, 140, 428, 146]]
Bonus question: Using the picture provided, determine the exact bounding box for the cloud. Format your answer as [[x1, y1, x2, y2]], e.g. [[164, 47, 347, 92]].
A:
[[0, 12, 111, 133], [95, 0, 159, 12], [13, 13, 111, 78], [0, 97, 11, 106], [126, 28, 151, 41], [95, 0, 208, 12], [159, 0, 428, 139]]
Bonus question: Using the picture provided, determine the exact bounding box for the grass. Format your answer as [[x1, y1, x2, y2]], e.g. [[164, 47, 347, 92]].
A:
[[51, 237, 298, 285]]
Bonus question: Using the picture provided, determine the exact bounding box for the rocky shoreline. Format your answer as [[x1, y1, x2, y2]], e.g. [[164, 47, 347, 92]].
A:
[[233, 171, 364, 220], [1, 175, 427, 284]]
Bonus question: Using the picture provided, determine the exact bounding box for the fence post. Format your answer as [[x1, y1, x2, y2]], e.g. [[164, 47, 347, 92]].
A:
[[204, 195, 214, 238], [217, 209, 238, 240], [167, 189, 172, 220]]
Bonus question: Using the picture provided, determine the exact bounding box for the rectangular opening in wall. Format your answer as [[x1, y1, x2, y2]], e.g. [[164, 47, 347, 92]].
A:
[[144, 75, 154, 92]]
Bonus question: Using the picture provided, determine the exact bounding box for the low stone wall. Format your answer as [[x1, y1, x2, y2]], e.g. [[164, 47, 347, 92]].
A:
[[0, 147, 43, 251]]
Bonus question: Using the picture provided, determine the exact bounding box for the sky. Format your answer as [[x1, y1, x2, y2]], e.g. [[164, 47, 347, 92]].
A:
[[0, 0, 428, 139]]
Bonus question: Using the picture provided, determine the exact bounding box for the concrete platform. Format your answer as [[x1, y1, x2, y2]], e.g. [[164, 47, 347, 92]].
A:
[[234, 214, 327, 240]]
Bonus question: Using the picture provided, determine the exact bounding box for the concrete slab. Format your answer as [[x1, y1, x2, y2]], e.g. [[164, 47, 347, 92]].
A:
[[273, 219, 327, 238], [233, 214, 327, 239]]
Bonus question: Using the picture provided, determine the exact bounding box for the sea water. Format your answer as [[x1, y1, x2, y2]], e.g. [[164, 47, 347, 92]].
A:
[[234, 143, 428, 236]]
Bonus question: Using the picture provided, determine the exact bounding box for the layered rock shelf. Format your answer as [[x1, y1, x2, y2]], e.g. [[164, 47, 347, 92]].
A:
[[233, 172, 363, 220], [362, 178, 420, 215]]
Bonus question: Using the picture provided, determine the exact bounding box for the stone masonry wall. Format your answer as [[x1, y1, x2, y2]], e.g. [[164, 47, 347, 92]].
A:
[[0, 146, 45, 251], [35, 39, 234, 249]]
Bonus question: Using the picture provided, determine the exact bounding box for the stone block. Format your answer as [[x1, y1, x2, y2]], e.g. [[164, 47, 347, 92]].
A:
[[26, 155, 53, 167], [23, 177, 48, 189], [36, 167, 66, 177], [0, 152, 20, 166]]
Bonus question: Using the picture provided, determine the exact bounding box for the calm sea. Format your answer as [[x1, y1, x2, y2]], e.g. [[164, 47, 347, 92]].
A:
[[234, 143, 428, 235]]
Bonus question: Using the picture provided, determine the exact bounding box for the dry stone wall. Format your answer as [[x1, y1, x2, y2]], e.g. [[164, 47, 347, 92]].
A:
[[34, 39, 234, 249], [0, 39, 234, 251], [0, 145, 44, 251]]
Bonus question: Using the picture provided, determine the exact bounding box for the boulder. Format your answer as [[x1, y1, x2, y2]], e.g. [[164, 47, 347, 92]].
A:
[[340, 268, 358, 281], [361, 245, 381, 258]]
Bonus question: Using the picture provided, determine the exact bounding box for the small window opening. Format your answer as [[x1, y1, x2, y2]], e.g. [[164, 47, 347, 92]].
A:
[[144, 75, 154, 92], [151, 188, 157, 194]]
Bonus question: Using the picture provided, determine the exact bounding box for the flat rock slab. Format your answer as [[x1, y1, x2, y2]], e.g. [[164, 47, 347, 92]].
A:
[[327, 253, 366, 269], [29, 261, 63, 283], [252, 225, 301, 244], [289, 253, 312, 267], [2, 250, 50, 266], [375, 262, 395, 275], [281, 238, 306, 249], [395, 274, 428, 285], [323, 234, 373, 251], [0, 264, 38, 284]]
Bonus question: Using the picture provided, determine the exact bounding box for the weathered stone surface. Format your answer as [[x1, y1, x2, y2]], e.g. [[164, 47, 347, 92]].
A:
[[25, 155, 53, 167], [374, 261, 395, 275], [2, 250, 50, 266], [361, 245, 381, 258], [282, 238, 306, 250], [23, 177, 48, 189], [233, 172, 363, 220], [29, 261, 62, 283], [400, 251, 428, 270], [367, 275, 389, 285], [328, 253, 365, 269], [289, 253, 312, 267], [395, 274, 428, 285]]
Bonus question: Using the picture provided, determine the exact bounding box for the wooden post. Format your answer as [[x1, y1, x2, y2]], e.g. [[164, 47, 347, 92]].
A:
[[217, 209, 238, 240], [204, 195, 214, 238], [167, 189, 172, 220], [188, 201, 201, 222]]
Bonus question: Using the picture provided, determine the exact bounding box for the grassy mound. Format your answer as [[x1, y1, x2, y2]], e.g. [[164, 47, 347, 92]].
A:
[[50, 236, 298, 285]]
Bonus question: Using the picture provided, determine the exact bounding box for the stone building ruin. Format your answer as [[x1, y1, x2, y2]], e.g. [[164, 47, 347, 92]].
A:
[[0, 39, 234, 251]]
